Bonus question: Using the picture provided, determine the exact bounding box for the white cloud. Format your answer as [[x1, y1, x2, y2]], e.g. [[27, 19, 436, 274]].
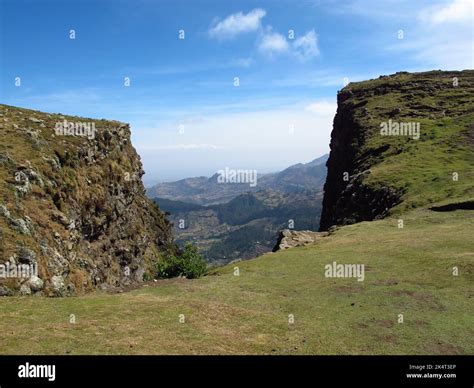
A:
[[419, 0, 473, 25], [136, 100, 336, 180], [387, 0, 474, 70], [209, 8, 266, 40], [293, 30, 320, 60], [257, 30, 289, 55], [258, 28, 320, 61], [325, 0, 471, 70]]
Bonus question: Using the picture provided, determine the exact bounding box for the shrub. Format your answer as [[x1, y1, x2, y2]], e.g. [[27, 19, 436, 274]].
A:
[[155, 243, 207, 279]]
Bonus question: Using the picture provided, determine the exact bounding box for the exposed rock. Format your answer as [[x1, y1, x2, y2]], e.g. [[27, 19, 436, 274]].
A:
[[0, 104, 176, 296], [28, 117, 43, 124], [319, 70, 474, 230], [0, 204, 9, 218], [0, 286, 14, 296], [50, 275, 66, 296], [19, 283, 31, 295], [0, 204, 34, 235], [18, 247, 37, 264], [273, 229, 328, 252], [27, 275, 44, 292], [11, 216, 34, 235]]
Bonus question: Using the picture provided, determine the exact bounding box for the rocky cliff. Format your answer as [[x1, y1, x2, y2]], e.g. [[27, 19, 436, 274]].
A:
[[320, 70, 474, 231], [0, 104, 174, 296]]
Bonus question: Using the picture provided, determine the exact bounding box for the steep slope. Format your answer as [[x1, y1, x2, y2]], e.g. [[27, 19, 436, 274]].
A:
[[0, 104, 174, 296], [320, 70, 474, 230]]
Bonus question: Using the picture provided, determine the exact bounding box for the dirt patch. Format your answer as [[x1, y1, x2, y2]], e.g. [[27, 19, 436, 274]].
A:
[[388, 290, 446, 311], [376, 319, 394, 328], [414, 320, 428, 327], [373, 333, 398, 345], [371, 278, 399, 286], [423, 342, 464, 355], [334, 285, 364, 294], [389, 290, 416, 297], [103, 277, 189, 294]]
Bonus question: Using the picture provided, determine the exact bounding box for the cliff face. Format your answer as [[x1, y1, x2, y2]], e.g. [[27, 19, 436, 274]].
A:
[[0, 104, 174, 296], [320, 70, 474, 231]]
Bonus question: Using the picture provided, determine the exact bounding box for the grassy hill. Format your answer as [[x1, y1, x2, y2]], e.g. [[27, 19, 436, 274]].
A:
[[320, 70, 474, 229], [0, 208, 471, 354], [0, 70, 472, 355]]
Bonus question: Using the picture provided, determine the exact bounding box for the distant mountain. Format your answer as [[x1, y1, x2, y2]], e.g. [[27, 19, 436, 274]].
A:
[[151, 155, 328, 264], [147, 154, 328, 206]]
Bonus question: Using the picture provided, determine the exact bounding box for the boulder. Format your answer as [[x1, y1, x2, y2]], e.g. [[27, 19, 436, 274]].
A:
[[28, 275, 44, 292], [273, 229, 328, 252], [19, 283, 31, 295], [50, 275, 66, 296]]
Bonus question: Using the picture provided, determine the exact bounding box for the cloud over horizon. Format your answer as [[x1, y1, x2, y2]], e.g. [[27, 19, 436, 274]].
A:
[[209, 8, 266, 40]]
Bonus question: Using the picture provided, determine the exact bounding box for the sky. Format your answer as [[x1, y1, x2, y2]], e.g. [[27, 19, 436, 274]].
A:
[[0, 0, 472, 184]]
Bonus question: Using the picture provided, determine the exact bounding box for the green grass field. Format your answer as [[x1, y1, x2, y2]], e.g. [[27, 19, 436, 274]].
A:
[[0, 208, 472, 355]]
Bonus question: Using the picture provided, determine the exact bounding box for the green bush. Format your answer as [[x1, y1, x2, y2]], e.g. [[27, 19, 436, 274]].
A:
[[155, 243, 207, 279]]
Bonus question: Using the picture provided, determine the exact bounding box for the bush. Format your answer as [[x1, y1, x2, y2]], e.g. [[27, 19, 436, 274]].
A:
[[155, 243, 207, 279]]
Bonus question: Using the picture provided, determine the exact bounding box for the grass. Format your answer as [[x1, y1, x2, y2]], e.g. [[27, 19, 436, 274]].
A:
[[334, 71, 474, 214], [1, 72, 472, 354], [0, 208, 472, 355]]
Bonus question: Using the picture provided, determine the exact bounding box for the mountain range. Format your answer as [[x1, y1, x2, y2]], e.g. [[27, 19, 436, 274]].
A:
[[147, 154, 328, 205], [151, 155, 328, 264]]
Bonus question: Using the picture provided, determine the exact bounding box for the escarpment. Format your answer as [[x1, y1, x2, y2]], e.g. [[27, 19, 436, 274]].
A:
[[320, 70, 474, 231], [0, 104, 174, 296]]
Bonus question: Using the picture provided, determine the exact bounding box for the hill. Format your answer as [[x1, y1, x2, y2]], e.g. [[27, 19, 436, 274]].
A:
[[0, 70, 472, 355], [0, 104, 174, 296], [320, 70, 474, 229], [152, 156, 327, 264], [0, 208, 471, 354], [147, 155, 328, 206]]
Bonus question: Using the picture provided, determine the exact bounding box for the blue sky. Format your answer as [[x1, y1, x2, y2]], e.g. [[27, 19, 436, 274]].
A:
[[1, 0, 472, 184]]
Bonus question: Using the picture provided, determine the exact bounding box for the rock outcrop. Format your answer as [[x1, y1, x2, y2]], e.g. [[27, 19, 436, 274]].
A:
[[0, 104, 174, 296], [272, 229, 328, 252], [320, 70, 474, 231]]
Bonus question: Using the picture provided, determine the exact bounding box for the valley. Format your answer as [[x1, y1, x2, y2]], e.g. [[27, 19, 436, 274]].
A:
[[0, 69, 472, 355], [151, 157, 327, 264]]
